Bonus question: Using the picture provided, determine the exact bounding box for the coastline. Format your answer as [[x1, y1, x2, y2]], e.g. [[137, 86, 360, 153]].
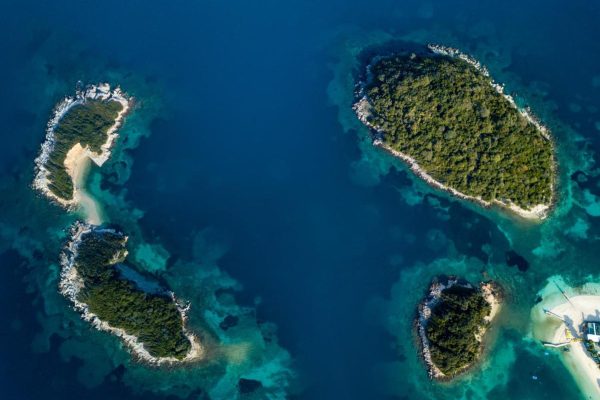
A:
[[33, 83, 131, 222], [550, 297, 600, 400], [36, 84, 204, 366], [59, 222, 204, 366], [377, 141, 551, 220], [352, 44, 556, 220], [532, 280, 600, 399], [63, 144, 102, 224], [416, 278, 501, 380]]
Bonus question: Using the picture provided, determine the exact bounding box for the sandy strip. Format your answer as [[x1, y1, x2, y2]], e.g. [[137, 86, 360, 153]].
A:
[[482, 282, 502, 323], [64, 144, 102, 225], [535, 295, 600, 399], [33, 83, 131, 222]]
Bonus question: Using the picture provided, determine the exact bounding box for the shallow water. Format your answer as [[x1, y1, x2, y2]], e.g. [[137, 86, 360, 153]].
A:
[[2, 0, 600, 399]]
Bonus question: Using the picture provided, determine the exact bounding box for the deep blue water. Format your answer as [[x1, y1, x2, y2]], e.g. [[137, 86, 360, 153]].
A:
[[2, 0, 600, 399]]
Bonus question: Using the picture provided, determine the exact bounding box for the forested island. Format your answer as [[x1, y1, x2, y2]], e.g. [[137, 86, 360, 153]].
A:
[[34, 83, 130, 206], [417, 277, 501, 379], [60, 223, 202, 363], [34, 84, 202, 365], [354, 44, 555, 219]]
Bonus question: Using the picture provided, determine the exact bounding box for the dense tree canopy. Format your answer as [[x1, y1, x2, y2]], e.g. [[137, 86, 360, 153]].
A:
[[425, 285, 491, 376], [74, 229, 191, 359], [46, 100, 123, 200], [364, 54, 554, 209]]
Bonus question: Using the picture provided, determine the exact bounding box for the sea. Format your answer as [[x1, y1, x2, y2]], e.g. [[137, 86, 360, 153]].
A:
[[1, 0, 600, 399]]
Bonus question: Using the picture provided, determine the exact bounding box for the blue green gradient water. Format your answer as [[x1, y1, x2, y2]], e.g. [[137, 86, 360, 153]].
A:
[[2, 0, 600, 399]]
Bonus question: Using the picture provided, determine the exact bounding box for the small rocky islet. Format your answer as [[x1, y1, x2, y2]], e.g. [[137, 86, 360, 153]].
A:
[[417, 277, 502, 380]]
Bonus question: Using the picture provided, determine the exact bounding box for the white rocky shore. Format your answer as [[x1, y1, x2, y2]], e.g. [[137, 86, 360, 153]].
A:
[[59, 222, 204, 365], [33, 83, 131, 211], [427, 44, 552, 141], [353, 44, 555, 220], [416, 278, 501, 380]]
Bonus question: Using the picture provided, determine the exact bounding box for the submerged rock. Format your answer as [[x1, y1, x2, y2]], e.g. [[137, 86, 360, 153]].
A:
[[505, 250, 529, 272], [238, 378, 263, 394], [220, 315, 239, 331]]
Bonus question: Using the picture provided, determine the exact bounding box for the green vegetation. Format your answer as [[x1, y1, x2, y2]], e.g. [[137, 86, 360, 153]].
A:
[[426, 284, 491, 376], [584, 340, 600, 367], [46, 100, 123, 200], [364, 54, 554, 209], [74, 228, 191, 359]]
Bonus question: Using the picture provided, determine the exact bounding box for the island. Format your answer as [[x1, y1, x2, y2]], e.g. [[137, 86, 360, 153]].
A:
[[33, 83, 130, 223], [61, 223, 202, 363], [354, 44, 555, 219], [417, 277, 501, 379], [33, 84, 203, 365]]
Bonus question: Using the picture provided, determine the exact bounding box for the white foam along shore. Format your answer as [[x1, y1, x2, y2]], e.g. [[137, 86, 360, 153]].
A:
[[531, 279, 600, 400], [416, 278, 501, 380], [352, 44, 555, 220], [33, 83, 131, 222], [59, 222, 204, 366]]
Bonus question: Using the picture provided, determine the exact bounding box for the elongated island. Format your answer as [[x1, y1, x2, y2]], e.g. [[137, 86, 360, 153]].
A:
[[34, 83, 129, 223], [354, 44, 555, 219], [34, 84, 202, 364], [417, 277, 501, 380], [61, 222, 202, 363]]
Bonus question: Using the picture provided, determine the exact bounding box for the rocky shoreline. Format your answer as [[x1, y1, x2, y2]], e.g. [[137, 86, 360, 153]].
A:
[[33, 83, 132, 208], [416, 277, 501, 380], [353, 44, 556, 220], [35, 84, 204, 366], [59, 222, 204, 366]]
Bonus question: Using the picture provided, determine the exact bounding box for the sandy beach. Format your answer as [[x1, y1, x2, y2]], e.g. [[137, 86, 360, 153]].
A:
[[532, 281, 600, 400], [36, 84, 205, 366], [549, 296, 600, 399], [33, 83, 131, 223], [64, 144, 103, 224]]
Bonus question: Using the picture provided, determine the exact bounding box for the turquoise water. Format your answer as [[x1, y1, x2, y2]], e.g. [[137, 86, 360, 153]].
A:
[[2, 0, 600, 399]]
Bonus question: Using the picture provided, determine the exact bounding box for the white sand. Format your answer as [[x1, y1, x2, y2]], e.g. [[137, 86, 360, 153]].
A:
[[64, 144, 103, 225], [33, 83, 131, 224], [483, 282, 502, 323], [533, 294, 600, 399], [38, 85, 205, 365], [551, 296, 600, 399]]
